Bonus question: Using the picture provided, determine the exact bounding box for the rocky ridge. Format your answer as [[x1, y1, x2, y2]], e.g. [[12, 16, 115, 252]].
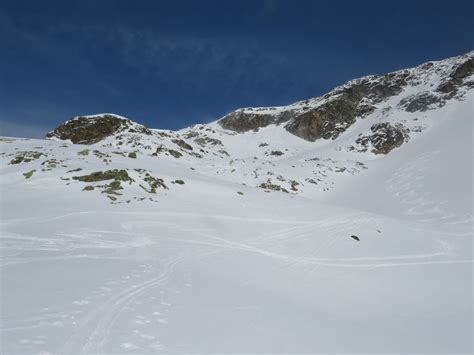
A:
[[219, 51, 473, 145], [1, 50, 472, 204]]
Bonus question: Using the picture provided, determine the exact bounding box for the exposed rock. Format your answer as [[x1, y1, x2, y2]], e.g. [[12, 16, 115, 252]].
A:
[[452, 58, 474, 81], [258, 182, 289, 193], [72, 169, 132, 182], [290, 180, 300, 191], [399, 91, 443, 112], [153, 146, 183, 158], [285, 93, 360, 141], [368, 70, 410, 102], [41, 159, 64, 171], [93, 150, 110, 159], [10, 151, 45, 165], [217, 149, 229, 157], [172, 139, 193, 150], [46, 114, 152, 144], [168, 149, 183, 158], [355, 100, 376, 118], [194, 136, 223, 147], [143, 173, 167, 193], [355, 123, 410, 155], [219, 109, 295, 132], [66, 168, 82, 173], [215, 53, 472, 147], [23, 170, 36, 179], [104, 180, 123, 192], [286, 72, 410, 142], [437, 58, 474, 94]]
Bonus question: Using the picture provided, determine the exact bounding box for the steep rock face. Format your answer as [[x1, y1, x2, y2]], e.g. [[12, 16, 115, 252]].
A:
[[399, 56, 474, 110], [218, 109, 295, 132], [285, 93, 359, 141], [46, 114, 152, 144], [437, 57, 474, 94], [285, 71, 410, 141]]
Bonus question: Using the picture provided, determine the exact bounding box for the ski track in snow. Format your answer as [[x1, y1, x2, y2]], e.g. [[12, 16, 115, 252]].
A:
[[60, 255, 183, 353]]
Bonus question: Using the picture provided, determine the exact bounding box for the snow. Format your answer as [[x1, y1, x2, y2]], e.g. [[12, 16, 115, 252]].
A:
[[0, 52, 473, 353]]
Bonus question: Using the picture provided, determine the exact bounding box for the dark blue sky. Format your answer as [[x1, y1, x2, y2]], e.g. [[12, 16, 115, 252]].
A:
[[1, 0, 473, 137]]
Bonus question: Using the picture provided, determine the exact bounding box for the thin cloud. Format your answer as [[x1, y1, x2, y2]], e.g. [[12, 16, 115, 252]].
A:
[[104, 28, 295, 94]]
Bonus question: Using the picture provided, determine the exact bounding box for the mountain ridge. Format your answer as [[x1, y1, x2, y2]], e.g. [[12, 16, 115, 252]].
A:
[[1, 50, 473, 353], [1, 50, 471, 203], [44, 49, 473, 152]]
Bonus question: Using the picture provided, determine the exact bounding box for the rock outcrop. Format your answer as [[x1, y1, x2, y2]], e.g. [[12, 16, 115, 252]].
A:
[[46, 114, 152, 144], [285, 71, 409, 141], [219, 109, 295, 132], [354, 122, 410, 155], [218, 51, 473, 144], [437, 57, 474, 94], [398, 91, 443, 112]]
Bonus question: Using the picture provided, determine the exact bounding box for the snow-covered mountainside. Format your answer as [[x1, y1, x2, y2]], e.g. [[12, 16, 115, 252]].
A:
[[1, 51, 472, 353]]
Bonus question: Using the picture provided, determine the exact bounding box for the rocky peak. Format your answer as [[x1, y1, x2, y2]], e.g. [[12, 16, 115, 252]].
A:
[[46, 114, 152, 145], [218, 50, 474, 143]]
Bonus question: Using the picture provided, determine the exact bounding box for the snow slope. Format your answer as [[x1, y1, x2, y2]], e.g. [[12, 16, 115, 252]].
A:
[[0, 51, 473, 354]]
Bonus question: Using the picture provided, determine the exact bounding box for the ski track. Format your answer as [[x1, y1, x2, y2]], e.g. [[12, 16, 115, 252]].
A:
[[59, 255, 183, 353]]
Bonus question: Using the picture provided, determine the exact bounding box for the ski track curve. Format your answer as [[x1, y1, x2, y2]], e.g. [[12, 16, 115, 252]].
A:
[[58, 255, 183, 354]]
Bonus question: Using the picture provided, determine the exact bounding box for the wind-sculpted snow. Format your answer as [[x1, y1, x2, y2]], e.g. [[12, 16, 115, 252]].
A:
[[0, 51, 473, 353]]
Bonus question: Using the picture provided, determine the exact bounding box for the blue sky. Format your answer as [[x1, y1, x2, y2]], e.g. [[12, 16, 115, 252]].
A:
[[1, 0, 473, 137]]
